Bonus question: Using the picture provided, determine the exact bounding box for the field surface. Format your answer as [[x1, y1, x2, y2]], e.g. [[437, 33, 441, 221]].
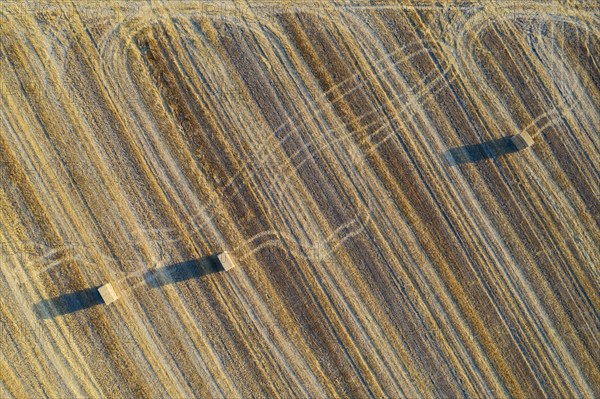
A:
[[1, 1, 599, 398]]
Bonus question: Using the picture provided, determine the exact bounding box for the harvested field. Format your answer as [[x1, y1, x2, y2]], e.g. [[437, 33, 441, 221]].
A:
[[1, 1, 599, 398]]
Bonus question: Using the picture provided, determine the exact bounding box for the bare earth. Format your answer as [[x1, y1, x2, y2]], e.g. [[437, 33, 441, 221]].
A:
[[1, 1, 599, 398]]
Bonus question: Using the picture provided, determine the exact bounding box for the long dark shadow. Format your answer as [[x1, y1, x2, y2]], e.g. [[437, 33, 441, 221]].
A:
[[444, 136, 519, 166], [33, 287, 104, 319], [145, 255, 221, 288]]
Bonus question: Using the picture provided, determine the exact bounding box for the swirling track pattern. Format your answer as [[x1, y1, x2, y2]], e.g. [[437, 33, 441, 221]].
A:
[[0, 1, 598, 398]]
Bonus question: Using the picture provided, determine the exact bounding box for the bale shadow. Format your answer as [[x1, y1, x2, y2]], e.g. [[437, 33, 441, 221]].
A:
[[33, 287, 104, 319], [444, 136, 519, 166], [145, 255, 221, 288]]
